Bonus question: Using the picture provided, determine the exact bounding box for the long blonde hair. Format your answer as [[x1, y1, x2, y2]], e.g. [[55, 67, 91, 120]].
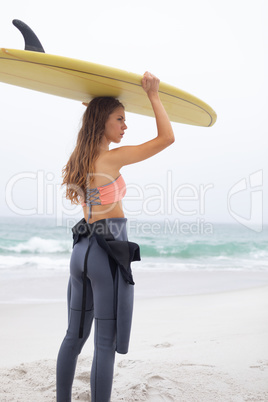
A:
[[62, 97, 124, 204]]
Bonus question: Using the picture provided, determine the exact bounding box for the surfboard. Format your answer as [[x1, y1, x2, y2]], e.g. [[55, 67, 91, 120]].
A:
[[0, 21, 217, 127]]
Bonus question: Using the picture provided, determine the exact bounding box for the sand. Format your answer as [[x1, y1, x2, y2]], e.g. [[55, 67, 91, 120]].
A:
[[0, 271, 268, 401]]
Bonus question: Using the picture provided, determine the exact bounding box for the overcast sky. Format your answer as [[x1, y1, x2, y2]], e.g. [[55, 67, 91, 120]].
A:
[[1, 0, 267, 228]]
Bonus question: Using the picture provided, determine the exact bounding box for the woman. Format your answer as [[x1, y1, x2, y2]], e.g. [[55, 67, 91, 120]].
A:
[[56, 72, 175, 401]]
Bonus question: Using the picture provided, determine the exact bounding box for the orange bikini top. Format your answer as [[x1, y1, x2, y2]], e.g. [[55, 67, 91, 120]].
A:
[[81, 174, 126, 221]]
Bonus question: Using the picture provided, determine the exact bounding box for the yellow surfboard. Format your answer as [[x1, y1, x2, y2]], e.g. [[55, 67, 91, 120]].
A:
[[0, 22, 216, 127]]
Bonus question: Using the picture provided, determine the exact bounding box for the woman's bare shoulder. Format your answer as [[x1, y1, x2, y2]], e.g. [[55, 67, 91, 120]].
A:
[[94, 150, 121, 179]]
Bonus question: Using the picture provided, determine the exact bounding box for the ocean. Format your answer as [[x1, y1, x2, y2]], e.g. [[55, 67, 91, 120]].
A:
[[0, 216, 267, 276]]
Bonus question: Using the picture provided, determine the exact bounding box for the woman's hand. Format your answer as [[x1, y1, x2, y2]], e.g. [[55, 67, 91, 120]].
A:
[[141, 71, 160, 99]]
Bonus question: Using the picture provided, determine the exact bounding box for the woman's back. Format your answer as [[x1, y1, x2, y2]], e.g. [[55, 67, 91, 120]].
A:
[[82, 151, 126, 223]]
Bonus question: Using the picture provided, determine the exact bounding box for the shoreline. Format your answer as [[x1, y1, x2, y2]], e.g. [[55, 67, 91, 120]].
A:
[[1, 269, 268, 304]]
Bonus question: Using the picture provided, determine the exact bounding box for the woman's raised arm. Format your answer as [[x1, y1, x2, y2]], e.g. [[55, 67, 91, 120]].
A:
[[106, 72, 175, 169]]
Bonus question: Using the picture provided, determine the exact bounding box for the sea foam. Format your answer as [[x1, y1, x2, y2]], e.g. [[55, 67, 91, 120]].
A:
[[3, 236, 71, 254]]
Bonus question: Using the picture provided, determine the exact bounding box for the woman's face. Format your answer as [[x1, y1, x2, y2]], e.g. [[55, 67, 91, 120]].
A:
[[103, 107, 127, 144]]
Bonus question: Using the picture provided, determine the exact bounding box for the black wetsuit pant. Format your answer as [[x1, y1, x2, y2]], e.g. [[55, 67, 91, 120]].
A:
[[56, 218, 130, 402]]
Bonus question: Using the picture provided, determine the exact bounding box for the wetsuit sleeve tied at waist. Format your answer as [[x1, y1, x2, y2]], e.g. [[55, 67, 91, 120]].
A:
[[94, 233, 140, 285], [94, 233, 140, 354]]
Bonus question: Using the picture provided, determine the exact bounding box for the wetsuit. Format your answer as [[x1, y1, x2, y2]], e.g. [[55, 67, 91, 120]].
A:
[[56, 175, 140, 402]]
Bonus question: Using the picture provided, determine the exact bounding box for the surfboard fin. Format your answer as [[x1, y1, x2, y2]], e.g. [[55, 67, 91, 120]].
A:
[[12, 19, 45, 53]]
